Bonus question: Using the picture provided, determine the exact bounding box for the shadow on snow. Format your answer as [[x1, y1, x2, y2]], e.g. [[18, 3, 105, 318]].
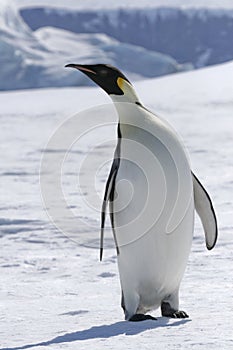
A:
[[1, 317, 190, 350]]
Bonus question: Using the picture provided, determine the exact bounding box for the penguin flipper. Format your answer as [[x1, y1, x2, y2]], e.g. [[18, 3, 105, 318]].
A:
[[100, 158, 119, 261], [192, 172, 218, 250]]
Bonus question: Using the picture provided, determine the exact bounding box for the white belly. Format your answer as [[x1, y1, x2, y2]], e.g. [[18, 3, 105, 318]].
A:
[[112, 105, 194, 311], [116, 196, 194, 311]]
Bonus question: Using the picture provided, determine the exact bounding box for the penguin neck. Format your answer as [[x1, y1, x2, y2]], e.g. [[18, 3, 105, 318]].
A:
[[110, 82, 142, 126], [110, 80, 140, 105], [110, 92, 146, 138], [109, 79, 142, 134], [110, 92, 140, 104]]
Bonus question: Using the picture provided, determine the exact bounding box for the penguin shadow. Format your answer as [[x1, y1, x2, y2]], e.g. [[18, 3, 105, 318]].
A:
[[1, 317, 190, 350]]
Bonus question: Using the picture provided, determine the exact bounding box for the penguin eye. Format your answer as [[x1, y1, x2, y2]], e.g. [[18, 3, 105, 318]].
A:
[[99, 69, 108, 77]]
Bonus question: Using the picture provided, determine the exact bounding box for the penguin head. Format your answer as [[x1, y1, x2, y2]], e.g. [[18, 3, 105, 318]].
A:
[[65, 63, 137, 100]]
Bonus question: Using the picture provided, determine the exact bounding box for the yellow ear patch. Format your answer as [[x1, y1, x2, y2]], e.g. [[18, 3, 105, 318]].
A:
[[117, 77, 125, 91], [117, 77, 133, 93], [116, 76, 139, 102]]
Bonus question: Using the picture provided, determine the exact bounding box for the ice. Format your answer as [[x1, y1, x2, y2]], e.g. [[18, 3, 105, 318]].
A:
[[15, 0, 233, 10], [0, 2, 185, 91], [2, 1, 233, 91], [0, 60, 232, 349], [20, 6, 233, 70], [35, 27, 183, 79]]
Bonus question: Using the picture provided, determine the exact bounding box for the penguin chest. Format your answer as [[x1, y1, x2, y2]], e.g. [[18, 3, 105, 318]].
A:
[[113, 122, 194, 298]]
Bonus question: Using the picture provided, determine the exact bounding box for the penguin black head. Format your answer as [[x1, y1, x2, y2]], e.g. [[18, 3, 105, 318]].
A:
[[65, 63, 131, 96]]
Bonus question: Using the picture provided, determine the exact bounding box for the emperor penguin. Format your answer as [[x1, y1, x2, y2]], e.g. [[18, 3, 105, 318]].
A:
[[65, 64, 218, 321]]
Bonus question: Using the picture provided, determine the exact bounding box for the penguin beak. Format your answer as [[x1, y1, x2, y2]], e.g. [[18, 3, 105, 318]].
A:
[[65, 64, 97, 75], [65, 63, 126, 95]]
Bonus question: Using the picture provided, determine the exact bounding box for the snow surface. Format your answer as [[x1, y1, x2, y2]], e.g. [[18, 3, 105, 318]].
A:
[[0, 61, 233, 349]]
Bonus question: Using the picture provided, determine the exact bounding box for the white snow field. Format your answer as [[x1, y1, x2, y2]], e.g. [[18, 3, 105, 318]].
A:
[[0, 61, 233, 349]]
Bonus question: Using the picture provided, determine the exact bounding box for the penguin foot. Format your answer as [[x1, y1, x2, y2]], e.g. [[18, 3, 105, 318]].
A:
[[129, 314, 157, 322], [168, 310, 189, 319], [161, 302, 189, 318]]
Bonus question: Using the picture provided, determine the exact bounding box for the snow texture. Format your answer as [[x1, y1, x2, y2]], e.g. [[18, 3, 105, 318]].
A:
[[0, 60, 232, 349]]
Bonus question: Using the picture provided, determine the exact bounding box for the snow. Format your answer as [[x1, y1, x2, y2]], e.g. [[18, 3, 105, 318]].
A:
[[0, 60, 233, 349]]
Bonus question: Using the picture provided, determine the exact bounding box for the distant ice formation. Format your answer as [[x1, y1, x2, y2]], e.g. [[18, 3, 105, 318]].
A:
[[0, 2, 186, 90]]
